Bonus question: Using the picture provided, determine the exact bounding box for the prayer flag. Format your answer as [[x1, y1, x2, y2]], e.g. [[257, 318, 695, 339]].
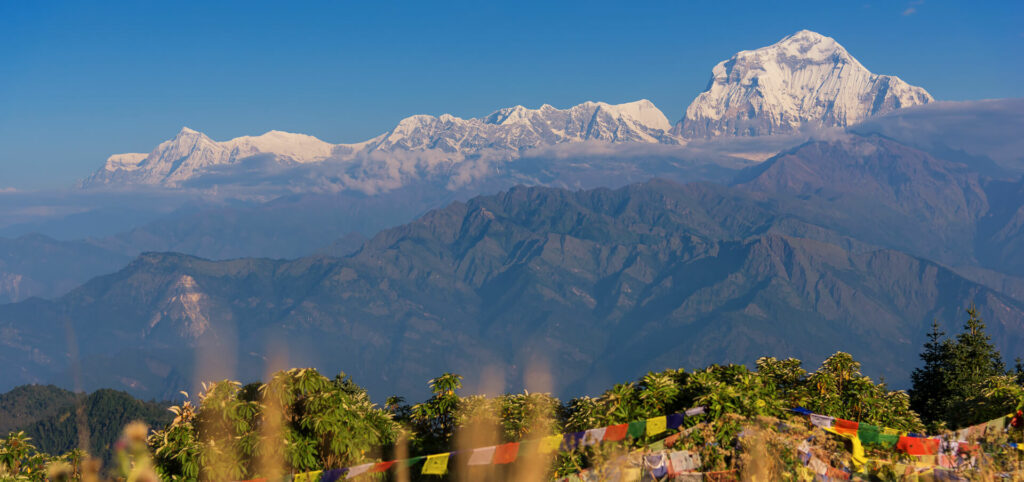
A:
[[644, 453, 667, 478], [954, 427, 970, 442], [824, 427, 866, 471], [958, 442, 980, 454], [877, 429, 900, 448], [603, 423, 628, 441], [825, 465, 850, 480], [370, 461, 395, 473], [791, 407, 813, 415], [808, 457, 829, 476], [322, 469, 345, 482], [493, 443, 519, 465], [467, 446, 496, 466], [627, 420, 646, 438], [985, 417, 1007, 435], [582, 427, 606, 446], [561, 432, 584, 451], [967, 423, 985, 440], [858, 423, 881, 444], [834, 418, 858, 436], [294, 471, 321, 482], [422, 453, 449, 475], [810, 414, 834, 428], [621, 467, 642, 481], [685, 407, 706, 417], [667, 413, 685, 429], [345, 464, 372, 479], [667, 450, 701, 473], [538, 434, 562, 454], [405, 456, 425, 467], [646, 416, 667, 437], [896, 436, 939, 455]]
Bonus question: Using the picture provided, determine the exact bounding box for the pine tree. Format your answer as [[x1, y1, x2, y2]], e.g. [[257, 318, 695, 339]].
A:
[[947, 305, 1006, 402], [910, 306, 1009, 427], [909, 320, 954, 424]]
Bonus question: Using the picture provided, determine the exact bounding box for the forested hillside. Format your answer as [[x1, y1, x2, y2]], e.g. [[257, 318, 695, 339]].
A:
[[0, 384, 77, 435], [0, 386, 170, 465]]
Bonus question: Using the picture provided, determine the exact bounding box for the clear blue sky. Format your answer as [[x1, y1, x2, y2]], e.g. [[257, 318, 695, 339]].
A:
[[0, 0, 1021, 189]]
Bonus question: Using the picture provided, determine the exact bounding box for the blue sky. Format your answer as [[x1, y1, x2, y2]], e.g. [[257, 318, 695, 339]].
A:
[[0, 0, 1021, 189]]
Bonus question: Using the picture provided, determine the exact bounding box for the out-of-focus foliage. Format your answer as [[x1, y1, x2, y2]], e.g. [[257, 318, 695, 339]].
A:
[[148, 368, 397, 481]]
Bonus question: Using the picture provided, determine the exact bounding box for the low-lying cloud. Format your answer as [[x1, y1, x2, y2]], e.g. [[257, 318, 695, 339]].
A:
[[850, 98, 1024, 172]]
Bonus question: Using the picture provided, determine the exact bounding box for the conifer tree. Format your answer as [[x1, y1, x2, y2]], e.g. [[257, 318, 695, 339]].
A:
[[947, 305, 1006, 401], [911, 306, 1009, 427], [909, 320, 954, 424]]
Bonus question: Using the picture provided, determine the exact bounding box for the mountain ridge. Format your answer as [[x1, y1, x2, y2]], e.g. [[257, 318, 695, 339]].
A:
[[81, 30, 935, 190], [82, 99, 679, 189], [7, 136, 1024, 400]]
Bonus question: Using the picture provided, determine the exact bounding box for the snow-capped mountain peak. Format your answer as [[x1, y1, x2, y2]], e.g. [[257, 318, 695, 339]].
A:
[[89, 128, 337, 187], [360, 99, 677, 155], [223, 130, 335, 163], [679, 30, 933, 137], [176, 126, 202, 136], [84, 99, 680, 188], [771, 29, 855, 64], [597, 99, 673, 132], [84, 30, 935, 190], [102, 153, 148, 172]]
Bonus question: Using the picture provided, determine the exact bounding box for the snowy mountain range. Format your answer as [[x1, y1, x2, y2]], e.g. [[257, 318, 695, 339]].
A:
[[83, 30, 933, 189], [678, 30, 933, 137], [82, 100, 677, 188]]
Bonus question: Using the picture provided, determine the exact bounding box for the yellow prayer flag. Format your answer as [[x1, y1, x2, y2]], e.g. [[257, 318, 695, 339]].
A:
[[621, 467, 641, 481], [916, 455, 937, 467], [422, 453, 450, 475], [538, 434, 562, 454], [646, 416, 667, 437], [824, 427, 866, 470], [294, 471, 322, 482]]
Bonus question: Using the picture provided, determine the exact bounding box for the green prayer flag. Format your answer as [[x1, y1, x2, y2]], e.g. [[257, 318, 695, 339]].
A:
[[858, 423, 881, 444], [876, 433, 899, 447], [627, 420, 646, 438], [517, 438, 540, 458], [405, 456, 425, 467]]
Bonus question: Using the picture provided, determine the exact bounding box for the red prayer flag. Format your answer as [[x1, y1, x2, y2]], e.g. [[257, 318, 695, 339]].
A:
[[371, 461, 396, 472], [603, 424, 628, 441], [958, 442, 980, 454], [825, 466, 851, 480], [493, 442, 520, 464], [834, 418, 859, 436], [896, 436, 939, 455]]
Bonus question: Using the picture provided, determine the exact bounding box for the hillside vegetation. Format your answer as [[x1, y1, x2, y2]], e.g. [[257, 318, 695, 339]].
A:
[[1, 307, 1021, 480], [0, 387, 170, 468]]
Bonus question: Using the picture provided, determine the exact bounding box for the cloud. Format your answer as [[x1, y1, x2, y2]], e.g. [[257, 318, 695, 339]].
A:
[[903, 0, 924, 15], [849, 98, 1024, 171]]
